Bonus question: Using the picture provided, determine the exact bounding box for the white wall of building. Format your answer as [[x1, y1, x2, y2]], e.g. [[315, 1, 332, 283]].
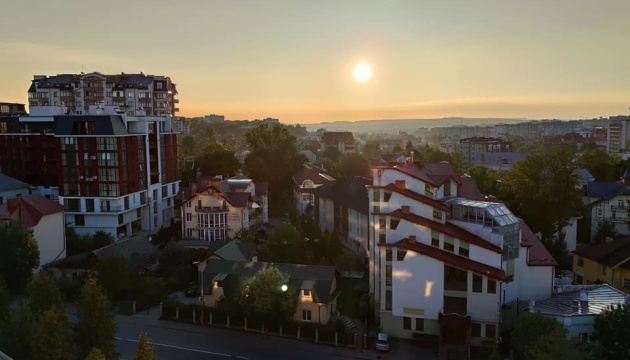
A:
[[318, 198, 335, 233], [0, 187, 31, 204], [347, 208, 369, 256]]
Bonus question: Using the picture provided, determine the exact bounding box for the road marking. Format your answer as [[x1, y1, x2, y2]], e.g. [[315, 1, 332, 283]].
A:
[[115, 337, 249, 359]]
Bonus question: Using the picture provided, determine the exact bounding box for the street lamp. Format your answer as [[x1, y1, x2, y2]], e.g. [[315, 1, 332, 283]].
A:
[[281, 284, 288, 292], [193, 261, 207, 305]]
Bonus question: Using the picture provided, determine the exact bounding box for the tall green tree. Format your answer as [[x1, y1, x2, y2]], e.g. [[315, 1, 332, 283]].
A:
[[133, 333, 155, 360], [405, 140, 414, 155], [245, 124, 306, 214], [0, 301, 36, 360], [337, 153, 371, 178], [84, 348, 107, 360], [0, 278, 8, 322], [32, 306, 78, 360], [576, 147, 619, 182], [75, 278, 117, 360], [241, 266, 296, 326], [267, 222, 305, 263], [27, 274, 64, 315], [361, 140, 381, 161], [0, 221, 39, 292], [502, 145, 582, 244], [592, 304, 630, 360], [320, 146, 341, 163], [593, 219, 619, 244], [528, 334, 590, 360], [467, 165, 502, 195], [198, 143, 240, 177], [179, 136, 199, 158], [96, 255, 138, 302], [510, 312, 568, 360]]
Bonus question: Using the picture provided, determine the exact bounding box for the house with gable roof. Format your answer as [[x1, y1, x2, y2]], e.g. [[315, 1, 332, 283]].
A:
[[367, 161, 556, 354], [584, 170, 630, 240], [572, 237, 630, 291], [0, 173, 33, 204], [181, 175, 268, 242], [0, 195, 66, 271], [319, 131, 356, 154], [292, 163, 335, 216]]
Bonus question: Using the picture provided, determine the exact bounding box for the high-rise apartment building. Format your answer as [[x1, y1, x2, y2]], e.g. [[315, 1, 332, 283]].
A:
[[459, 137, 513, 172], [28, 72, 178, 117], [0, 104, 179, 238]]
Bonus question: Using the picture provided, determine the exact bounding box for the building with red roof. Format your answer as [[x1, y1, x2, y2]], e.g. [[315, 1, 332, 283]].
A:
[[367, 161, 556, 354], [0, 195, 66, 270]]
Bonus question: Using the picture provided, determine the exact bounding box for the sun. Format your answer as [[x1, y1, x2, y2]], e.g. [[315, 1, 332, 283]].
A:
[[353, 62, 372, 82]]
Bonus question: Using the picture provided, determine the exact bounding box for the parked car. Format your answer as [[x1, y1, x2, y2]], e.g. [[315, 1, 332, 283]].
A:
[[375, 332, 390, 352], [185, 282, 199, 297]]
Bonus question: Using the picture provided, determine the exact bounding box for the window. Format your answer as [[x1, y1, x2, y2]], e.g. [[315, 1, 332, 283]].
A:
[[485, 324, 496, 339], [415, 318, 424, 331], [433, 209, 442, 220], [302, 310, 312, 321], [471, 323, 481, 337], [444, 237, 455, 252], [458, 243, 469, 257], [472, 274, 483, 293], [75, 215, 85, 226], [186, 202, 191, 208], [374, 191, 380, 202], [390, 219, 400, 230], [379, 218, 386, 229], [386, 265, 392, 286], [137, 208, 142, 218], [397, 249, 407, 261], [403, 317, 411, 330], [379, 233, 386, 244], [383, 191, 392, 202], [444, 266, 467, 292], [186, 228, 194, 238], [487, 279, 497, 294], [385, 290, 392, 310], [431, 237, 439, 247], [186, 213, 192, 222], [577, 257, 584, 267], [386, 249, 392, 261], [302, 290, 311, 297], [444, 181, 451, 197], [425, 184, 433, 196]]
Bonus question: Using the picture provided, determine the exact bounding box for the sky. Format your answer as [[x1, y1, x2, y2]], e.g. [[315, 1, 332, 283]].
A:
[[1, 0, 629, 124]]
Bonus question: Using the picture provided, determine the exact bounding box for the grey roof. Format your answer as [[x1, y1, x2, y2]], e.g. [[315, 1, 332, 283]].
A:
[[202, 259, 338, 303], [93, 236, 161, 269], [211, 240, 256, 261], [533, 285, 628, 316], [0, 173, 32, 192], [223, 192, 251, 208], [576, 168, 596, 183], [54, 115, 129, 136], [587, 182, 630, 200]]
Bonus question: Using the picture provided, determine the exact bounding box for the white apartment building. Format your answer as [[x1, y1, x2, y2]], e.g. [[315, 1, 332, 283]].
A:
[[367, 162, 556, 353]]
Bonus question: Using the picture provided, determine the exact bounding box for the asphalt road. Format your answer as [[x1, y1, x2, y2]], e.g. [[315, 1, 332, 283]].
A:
[[116, 316, 380, 360]]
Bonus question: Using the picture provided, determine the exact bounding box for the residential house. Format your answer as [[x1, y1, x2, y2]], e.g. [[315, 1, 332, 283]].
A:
[[367, 161, 556, 355], [320, 132, 356, 154], [310, 176, 371, 256], [204, 240, 256, 261], [379, 154, 409, 165], [0, 173, 32, 204], [197, 259, 340, 324], [531, 285, 628, 340], [292, 163, 335, 216], [0, 195, 66, 271], [584, 171, 630, 240], [181, 176, 268, 242], [572, 237, 630, 291], [44, 235, 160, 279]]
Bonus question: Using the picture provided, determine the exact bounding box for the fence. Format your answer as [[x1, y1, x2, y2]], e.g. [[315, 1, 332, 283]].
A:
[[160, 301, 356, 347]]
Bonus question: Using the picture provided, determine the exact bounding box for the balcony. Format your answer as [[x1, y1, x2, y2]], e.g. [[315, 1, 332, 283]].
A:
[[444, 280, 467, 292], [100, 206, 123, 213], [195, 206, 228, 214], [611, 205, 628, 211], [611, 216, 630, 224]]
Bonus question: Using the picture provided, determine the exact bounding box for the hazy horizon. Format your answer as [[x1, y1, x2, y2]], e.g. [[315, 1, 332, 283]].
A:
[[1, 0, 629, 123]]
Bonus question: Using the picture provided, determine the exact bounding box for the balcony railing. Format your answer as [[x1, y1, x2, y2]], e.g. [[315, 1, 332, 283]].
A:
[[611, 217, 630, 223], [444, 280, 467, 292], [196, 223, 228, 229], [195, 206, 228, 213], [611, 205, 628, 211], [100, 206, 123, 213]]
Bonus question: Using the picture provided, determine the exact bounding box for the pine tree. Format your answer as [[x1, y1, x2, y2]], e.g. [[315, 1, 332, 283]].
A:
[[84, 348, 107, 360], [75, 278, 118, 359], [32, 306, 78, 360], [27, 274, 64, 314], [133, 333, 155, 360]]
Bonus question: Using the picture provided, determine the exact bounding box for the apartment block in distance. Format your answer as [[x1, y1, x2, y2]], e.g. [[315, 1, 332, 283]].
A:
[[28, 72, 178, 117], [459, 137, 512, 172], [368, 161, 556, 356], [0, 104, 179, 238]]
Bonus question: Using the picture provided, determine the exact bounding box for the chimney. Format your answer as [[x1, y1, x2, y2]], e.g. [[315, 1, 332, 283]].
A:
[[395, 180, 406, 190], [7, 198, 21, 211], [401, 206, 410, 214], [408, 235, 416, 244], [580, 289, 589, 304]]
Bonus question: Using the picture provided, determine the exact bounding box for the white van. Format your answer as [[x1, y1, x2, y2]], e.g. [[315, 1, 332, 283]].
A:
[[375, 333, 390, 352]]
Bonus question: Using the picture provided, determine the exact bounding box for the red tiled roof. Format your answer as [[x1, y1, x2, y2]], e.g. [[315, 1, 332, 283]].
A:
[[0, 195, 65, 228], [381, 208, 504, 254], [292, 164, 335, 189], [321, 132, 355, 146], [381, 238, 506, 281], [368, 183, 450, 211], [458, 176, 486, 201], [520, 220, 558, 266], [372, 162, 460, 187]]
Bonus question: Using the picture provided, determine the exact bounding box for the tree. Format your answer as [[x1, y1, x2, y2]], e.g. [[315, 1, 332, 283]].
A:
[[0, 301, 36, 360], [267, 222, 305, 263], [31, 306, 78, 360], [510, 312, 568, 360], [528, 335, 590, 360], [361, 140, 381, 161], [592, 304, 630, 360], [320, 146, 341, 163], [198, 142, 240, 177], [84, 348, 107, 360], [502, 145, 582, 245], [96, 255, 138, 302], [245, 124, 306, 215], [0, 278, 8, 322], [593, 219, 619, 244], [422, 147, 453, 163], [405, 140, 414, 155], [75, 278, 117, 360], [133, 333, 154, 360], [0, 221, 39, 292], [27, 274, 64, 315], [232, 228, 256, 243], [92, 231, 115, 249], [466, 165, 501, 195], [241, 266, 296, 326], [576, 147, 619, 182], [179, 136, 199, 158], [337, 153, 371, 178]]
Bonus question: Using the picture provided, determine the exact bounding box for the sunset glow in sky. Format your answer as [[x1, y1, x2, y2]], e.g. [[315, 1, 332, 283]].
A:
[[1, 0, 629, 124]]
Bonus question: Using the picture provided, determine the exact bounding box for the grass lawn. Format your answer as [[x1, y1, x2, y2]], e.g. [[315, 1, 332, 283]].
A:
[[338, 277, 359, 319]]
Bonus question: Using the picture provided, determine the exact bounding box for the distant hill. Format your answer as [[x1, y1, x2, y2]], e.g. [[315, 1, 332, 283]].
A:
[[302, 117, 529, 134]]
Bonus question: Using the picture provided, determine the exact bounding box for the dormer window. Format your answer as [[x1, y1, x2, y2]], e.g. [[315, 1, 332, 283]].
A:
[[425, 184, 433, 196], [302, 289, 311, 297], [444, 181, 451, 197]]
